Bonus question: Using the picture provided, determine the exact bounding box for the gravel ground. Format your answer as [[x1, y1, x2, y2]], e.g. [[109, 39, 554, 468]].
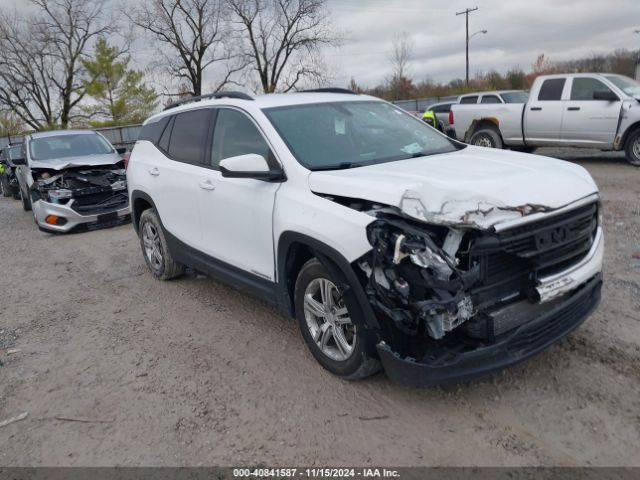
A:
[[0, 148, 639, 467]]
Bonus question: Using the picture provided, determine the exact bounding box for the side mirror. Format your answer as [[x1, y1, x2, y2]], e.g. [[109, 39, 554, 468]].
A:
[[116, 147, 127, 155], [593, 90, 618, 102], [11, 157, 26, 166], [219, 154, 285, 182]]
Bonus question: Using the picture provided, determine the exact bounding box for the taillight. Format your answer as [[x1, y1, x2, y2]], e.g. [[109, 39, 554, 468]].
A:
[[123, 151, 131, 169], [448, 110, 454, 125]]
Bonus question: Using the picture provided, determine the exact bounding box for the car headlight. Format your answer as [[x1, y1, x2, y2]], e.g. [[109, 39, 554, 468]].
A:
[[48, 189, 73, 200]]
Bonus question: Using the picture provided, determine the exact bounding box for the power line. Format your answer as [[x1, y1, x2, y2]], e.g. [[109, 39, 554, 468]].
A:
[[456, 6, 479, 85]]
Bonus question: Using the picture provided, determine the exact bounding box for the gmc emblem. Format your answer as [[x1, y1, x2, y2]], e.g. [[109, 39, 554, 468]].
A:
[[536, 226, 569, 250]]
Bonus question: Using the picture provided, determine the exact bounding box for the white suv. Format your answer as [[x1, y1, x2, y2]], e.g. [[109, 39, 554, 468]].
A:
[[127, 89, 604, 385]]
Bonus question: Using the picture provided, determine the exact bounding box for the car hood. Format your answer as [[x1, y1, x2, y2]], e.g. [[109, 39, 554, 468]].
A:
[[308, 146, 599, 229], [29, 153, 122, 171]]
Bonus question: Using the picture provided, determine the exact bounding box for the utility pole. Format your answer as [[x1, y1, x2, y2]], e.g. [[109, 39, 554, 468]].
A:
[[456, 6, 479, 85]]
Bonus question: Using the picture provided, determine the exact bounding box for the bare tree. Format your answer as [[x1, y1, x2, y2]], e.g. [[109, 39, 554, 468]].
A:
[[0, 0, 112, 130], [31, 0, 113, 128], [227, 0, 336, 93], [390, 32, 413, 82], [126, 0, 243, 97], [0, 11, 59, 130]]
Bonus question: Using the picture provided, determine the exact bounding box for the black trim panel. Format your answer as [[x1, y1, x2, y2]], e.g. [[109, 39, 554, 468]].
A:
[[277, 231, 379, 329]]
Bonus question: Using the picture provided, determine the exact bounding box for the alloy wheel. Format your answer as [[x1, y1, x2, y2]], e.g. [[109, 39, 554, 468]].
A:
[[474, 134, 493, 148], [142, 222, 163, 271], [303, 278, 356, 361]]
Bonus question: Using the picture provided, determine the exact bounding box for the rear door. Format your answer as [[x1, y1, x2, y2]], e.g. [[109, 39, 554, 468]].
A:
[[524, 77, 567, 145], [147, 108, 213, 249], [198, 107, 280, 280], [561, 77, 621, 146]]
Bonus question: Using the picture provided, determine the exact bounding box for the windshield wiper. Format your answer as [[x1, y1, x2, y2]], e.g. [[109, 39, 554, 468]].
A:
[[312, 162, 357, 171]]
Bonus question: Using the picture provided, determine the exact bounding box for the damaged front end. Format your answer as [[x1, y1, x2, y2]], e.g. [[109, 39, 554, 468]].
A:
[[355, 199, 603, 385], [30, 164, 130, 231]]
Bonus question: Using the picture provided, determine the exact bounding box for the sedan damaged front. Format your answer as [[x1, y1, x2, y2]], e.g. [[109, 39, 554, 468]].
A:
[[18, 131, 131, 233]]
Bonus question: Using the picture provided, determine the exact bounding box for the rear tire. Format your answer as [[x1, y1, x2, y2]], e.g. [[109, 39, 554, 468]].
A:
[[138, 208, 185, 280], [625, 129, 640, 166], [294, 258, 381, 380], [470, 127, 503, 149]]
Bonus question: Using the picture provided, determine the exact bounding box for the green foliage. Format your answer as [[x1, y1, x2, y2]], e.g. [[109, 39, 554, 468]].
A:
[[82, 38, 158, 126]]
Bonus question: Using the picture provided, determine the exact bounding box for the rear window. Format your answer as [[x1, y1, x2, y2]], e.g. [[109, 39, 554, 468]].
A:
[[459, 96, 478, 104], [139, 117, 170, 144], [167, 109, 211, 165], [481, 95, 501, 104], [538, 79, 566, 101], [29, 134, 114, 161], [430, 103, 453, 113]]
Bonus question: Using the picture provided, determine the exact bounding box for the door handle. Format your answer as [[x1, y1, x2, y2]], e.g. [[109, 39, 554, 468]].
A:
[[567, 107, 581, 111], [530, 107, 542, 111], [148, 167, 160, 176], [199, 180, 216, 191]]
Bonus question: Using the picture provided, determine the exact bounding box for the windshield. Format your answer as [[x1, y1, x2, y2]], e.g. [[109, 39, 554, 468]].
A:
[[500, 91, 529, 103], [605, 75, 640, 97], [263, 101, 460, 170], [29, 133, 114, 161]]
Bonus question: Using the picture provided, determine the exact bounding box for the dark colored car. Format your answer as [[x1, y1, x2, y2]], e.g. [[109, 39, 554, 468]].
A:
[[0, 144, 23, 199]]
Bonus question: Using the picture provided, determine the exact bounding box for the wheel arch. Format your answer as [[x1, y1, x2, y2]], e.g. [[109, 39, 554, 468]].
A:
[[276, 231, 380, 330], [465, 117, 502, 143], [130, 190, 157, 234], [621, 121, 640, 149]]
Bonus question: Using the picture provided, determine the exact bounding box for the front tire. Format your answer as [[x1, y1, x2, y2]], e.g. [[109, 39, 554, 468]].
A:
[[625, 129, 640, 166], [0, 174, 11, 197], [294, 258, 380, 380], [138, 208, 185, 280], [19, 188, 31, 211], [470, 127, 503, 149]]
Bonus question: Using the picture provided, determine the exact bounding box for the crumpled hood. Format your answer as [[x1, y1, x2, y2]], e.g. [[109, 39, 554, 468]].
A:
[[30, 153, 122, 171], [308, 146, 599, 229]]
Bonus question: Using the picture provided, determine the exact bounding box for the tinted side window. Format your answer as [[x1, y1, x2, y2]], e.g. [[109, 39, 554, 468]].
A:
[[571, 78, 614, 101], [538, 79, 566, 101], [481, 95, 501, 104], [168, 109, 211, 164], [459, 96, 478, 104], [211, 109, 270, 168], [139, 117, 169, 144]]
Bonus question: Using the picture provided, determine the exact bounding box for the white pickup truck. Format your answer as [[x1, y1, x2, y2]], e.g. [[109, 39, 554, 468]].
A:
[[450, 73, 640, 165]]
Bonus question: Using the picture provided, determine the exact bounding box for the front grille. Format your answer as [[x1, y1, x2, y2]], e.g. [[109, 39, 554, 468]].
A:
[[71, 191, 129, 215], [505, 276, 600, 355], [468, 202, 598, 305]]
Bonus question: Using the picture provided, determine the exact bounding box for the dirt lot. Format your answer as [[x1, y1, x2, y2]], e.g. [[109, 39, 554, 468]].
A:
[[1, 148, 639, 467]]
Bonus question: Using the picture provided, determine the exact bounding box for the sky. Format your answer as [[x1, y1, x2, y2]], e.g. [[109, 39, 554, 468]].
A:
[[1, 0, 639, 90], [324, 0, 640, 87]]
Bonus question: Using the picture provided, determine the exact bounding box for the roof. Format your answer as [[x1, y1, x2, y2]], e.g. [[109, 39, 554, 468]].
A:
[[145, 91, 379, 124], [459, 90, 524, 97]]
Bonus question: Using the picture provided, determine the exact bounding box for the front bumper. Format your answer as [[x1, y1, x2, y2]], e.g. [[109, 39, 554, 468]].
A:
[[378, 273, 602, 386], [32, 198, 131, 233]]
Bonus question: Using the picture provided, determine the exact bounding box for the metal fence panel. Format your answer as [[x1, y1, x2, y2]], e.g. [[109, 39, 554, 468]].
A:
[[393, 95, 459, 112]]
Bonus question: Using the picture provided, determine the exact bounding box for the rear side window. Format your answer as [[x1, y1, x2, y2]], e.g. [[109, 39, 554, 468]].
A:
[[481, 95, 501, 104], [139, 117, 169, 144], [538, 79, 566, 101], [211, 109, 270, 168], [459, 96, 478, 104], [167, 109, 211, 165], [570, 78, 615, 101]]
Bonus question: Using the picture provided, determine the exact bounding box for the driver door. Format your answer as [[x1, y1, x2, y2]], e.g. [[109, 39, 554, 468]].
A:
[[197, 108, 281, 281]]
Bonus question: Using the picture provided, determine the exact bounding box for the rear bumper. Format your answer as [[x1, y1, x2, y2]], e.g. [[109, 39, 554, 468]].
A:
[[378, 273, 602, 386]]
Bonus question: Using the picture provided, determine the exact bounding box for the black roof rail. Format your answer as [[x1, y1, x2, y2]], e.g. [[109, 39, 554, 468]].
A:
[[300, 88, 359, 95], [164, 91, 254, 111]]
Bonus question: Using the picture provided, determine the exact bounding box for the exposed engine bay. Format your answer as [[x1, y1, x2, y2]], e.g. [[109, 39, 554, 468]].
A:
[[31, 163, 128, 215], [321, 194, 599, 356]]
